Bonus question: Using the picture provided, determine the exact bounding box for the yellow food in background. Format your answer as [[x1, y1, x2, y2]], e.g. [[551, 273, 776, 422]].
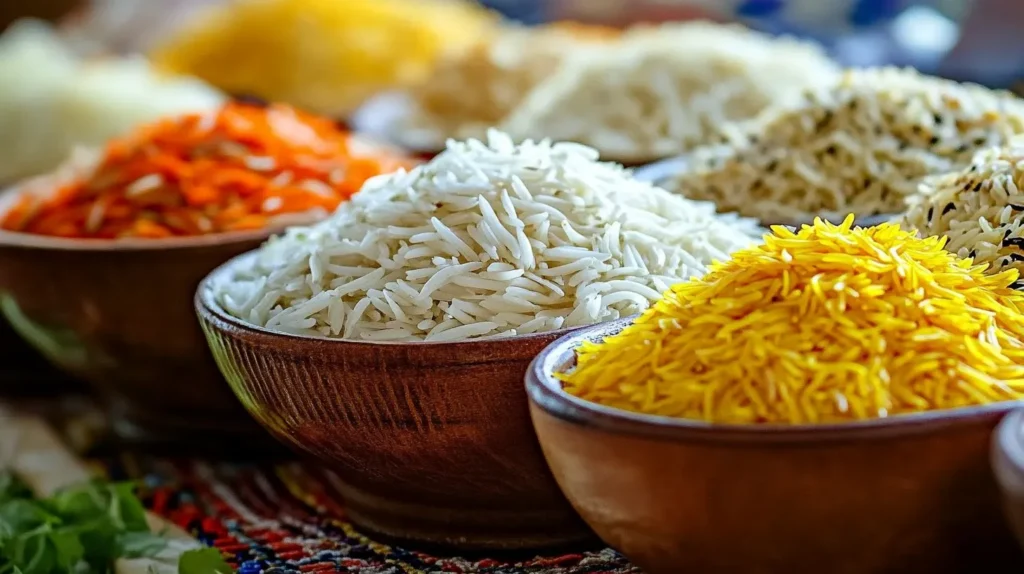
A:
[[561, 216, 1024, 424], [151, 0, 496, 118]]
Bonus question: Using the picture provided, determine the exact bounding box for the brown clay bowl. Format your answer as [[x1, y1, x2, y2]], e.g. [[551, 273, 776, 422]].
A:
[[527, 319, 1024, 574], [993, 409, 1024, 554], [195, 251, 594, 551], [0, 192, 279, 441]]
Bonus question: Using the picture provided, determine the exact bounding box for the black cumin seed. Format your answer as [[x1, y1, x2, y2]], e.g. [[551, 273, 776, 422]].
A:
[[973, 182, 982, 192], [927, 207, 934, 221], [969, 249, 977, 258], [929, 136, 940, 145], [942, 202, 956, 215], [933, 113, 943, 124], [1003, 237, 1024, 248], [958, 144, 970, 154], [975, 137, 988, 146], [1010, 204, 1024, 211], [825, 145, 836, 155], [1011, 253, 1024, 263]]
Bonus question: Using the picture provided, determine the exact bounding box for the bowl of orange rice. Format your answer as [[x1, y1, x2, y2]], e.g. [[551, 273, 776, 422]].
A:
[[0, 101, 413, 442]]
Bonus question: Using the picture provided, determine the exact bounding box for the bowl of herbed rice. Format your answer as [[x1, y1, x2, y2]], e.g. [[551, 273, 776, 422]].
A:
[[196, 130, 763, 551]]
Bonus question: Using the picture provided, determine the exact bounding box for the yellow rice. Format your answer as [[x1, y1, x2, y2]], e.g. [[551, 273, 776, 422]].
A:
[[559, 215, 1024, 424]]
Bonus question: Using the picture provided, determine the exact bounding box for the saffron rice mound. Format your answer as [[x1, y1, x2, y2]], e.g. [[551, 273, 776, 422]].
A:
[[903, 143, 1024, 286], [665, 67, 1024, 225], [560, 216, 1024, 424], [213, 130, 761, 342]]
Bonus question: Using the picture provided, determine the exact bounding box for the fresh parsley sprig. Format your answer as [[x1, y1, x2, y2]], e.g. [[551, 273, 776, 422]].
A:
[[0, 472, 167, 574]]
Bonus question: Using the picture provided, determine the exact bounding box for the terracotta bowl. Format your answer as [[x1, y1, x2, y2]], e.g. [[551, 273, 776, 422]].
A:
[[527, 319, 1024, 574], [993, 409, 1024, 554], [194, 251, 594, 551], [0, 194, 277, 441]]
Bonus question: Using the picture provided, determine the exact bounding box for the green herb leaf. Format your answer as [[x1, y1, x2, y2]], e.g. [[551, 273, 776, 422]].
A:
[[178, 548, 232, 574], [117, 532, 169, 559], [0, 472, 176, 574], [0, 501, 59, 534]]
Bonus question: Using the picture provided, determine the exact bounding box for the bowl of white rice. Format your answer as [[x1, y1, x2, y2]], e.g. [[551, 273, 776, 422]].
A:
[[196, 130, 761, 550]]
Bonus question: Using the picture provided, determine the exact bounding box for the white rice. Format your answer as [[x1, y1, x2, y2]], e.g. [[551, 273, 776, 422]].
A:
[[902, 141, 1024, 286], [665, 67, 1024, 224], [502, 21, 839, 163], [213, 130, 762, 342]]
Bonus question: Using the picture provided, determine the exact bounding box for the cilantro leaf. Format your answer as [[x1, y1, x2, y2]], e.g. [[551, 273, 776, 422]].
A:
[[178, 548, 233, 574], [117, 532, 169, 559], [0, 472, 174, 574]]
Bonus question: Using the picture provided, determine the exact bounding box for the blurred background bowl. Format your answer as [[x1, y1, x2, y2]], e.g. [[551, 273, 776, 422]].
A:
[[993, 408, 1024, 555], [196, 251, 593, 551], [527, 319, 1023, 574], [0, 187, 278, 444]]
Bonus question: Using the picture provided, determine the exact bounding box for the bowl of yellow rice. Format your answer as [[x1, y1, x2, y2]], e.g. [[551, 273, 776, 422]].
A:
[[527, 216, 1024, 574]]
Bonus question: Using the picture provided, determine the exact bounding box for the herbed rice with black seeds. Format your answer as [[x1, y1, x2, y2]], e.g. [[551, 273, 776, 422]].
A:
[[665, 67, 1024, 225], [904, 142, 1024, 286], [213, 130, 762, 342]]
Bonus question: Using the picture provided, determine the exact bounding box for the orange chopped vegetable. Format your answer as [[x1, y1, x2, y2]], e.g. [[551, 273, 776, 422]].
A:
[[2, 102, 413, 239]]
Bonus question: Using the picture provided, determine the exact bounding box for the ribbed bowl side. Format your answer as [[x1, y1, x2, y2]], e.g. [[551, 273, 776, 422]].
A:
[[196, 303, 593, 550]]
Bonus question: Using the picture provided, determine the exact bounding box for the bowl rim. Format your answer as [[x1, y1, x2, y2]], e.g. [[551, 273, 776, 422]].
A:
[[995, 408, 1024, 481], [0, 177, 289, 251], [0, 226, 279, 252], [527, 318, 1023, 444], [195, 249, 589, 349]]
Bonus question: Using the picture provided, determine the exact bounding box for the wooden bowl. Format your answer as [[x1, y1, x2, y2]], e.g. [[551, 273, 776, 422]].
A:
[[0, 194, 276, 441], [194, 251, 593, 551], [993, 409, 1024, 554], [527, 319, 1024, 574]]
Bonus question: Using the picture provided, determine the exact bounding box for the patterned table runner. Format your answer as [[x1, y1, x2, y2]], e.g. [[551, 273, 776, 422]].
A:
[[97, 455, 638, 574]]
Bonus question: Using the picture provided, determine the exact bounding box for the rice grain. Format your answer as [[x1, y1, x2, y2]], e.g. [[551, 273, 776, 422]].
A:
[[214, 130, 762, 341]]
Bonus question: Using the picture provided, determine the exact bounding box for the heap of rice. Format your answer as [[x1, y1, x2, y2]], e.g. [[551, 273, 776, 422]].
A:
[[0, 20, 224, 184], [502, 22, 839, 163], [560, 216, 1024, 424], [213, 130, 761, 342], [903, 142, 1024, 284], [399, 23, 617, 150], [665, 67, 1024, 224]]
